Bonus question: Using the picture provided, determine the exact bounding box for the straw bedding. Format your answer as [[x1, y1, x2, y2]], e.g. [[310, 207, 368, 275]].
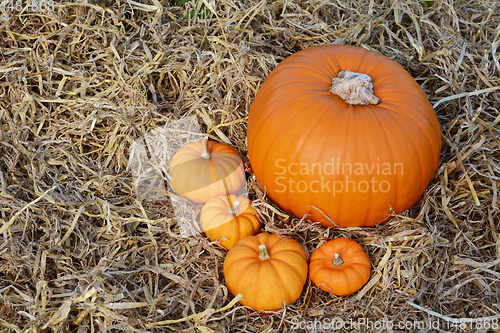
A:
[[1, 0, 499, 332]]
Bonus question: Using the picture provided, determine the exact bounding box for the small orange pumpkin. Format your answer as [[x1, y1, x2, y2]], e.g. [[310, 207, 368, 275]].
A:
[[169, 136, 246, 203], [309, 237, 370, 296], [200, 195, 261, 250], [223, 233, 308, 311]]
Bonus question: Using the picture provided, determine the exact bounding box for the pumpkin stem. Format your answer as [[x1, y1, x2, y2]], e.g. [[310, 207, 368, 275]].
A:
[[332, 253, 344, 266], [258, 244, 270, 260], [329, 70, 381, 106], [229, 201, 240, 215], [200, 136, 211, 159]]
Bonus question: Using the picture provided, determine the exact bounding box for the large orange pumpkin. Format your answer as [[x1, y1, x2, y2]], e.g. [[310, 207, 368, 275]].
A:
[[309, 237, 370, 296], [169, 136, 246, 203], [223, 233, 308, 311], [247, 44, 441, 227], [200, 195, 261, 250]]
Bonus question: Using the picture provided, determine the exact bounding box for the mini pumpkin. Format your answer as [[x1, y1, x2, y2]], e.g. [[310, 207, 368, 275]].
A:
[[169, 136, 246, 203], [223, 233, 308, 311], [247, 44, 441, 227], [200, 195, 261, 250], [309, 237, 370, 296]]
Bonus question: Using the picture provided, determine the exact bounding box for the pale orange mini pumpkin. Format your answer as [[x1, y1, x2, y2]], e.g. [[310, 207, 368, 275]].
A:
[[247, 44, 441, 227], [169, 136, 246, 203], [223, 233, 308, 311], [309, 237, 371, 296], [200, 195, 261, 250]]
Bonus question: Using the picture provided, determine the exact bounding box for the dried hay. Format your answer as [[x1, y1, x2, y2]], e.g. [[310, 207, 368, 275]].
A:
[[1, 0, 500, 332]]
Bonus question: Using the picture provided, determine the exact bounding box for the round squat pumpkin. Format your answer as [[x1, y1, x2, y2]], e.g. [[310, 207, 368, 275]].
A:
[[223, 233, 308, 311], [169, 136, 246, 203], [309, 237, 370, 296], [200, 195, 261, 250], [247, 44, 441, 227]]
